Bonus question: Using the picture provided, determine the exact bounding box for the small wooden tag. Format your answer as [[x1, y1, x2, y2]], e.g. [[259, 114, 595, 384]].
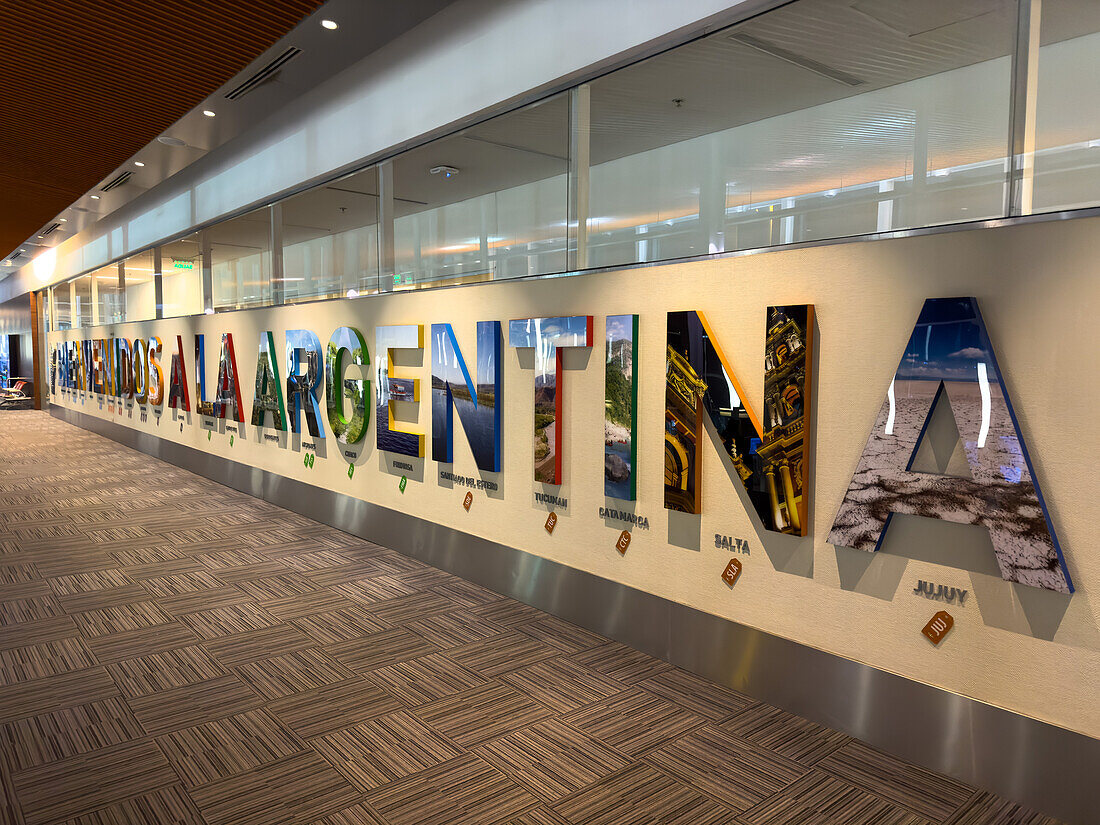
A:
[[463, 491, 473, 511], [544, 512, 557, 534], [615, 530, 631, 555], [922, 610, 954, 645], [721, 558, 743, 587]]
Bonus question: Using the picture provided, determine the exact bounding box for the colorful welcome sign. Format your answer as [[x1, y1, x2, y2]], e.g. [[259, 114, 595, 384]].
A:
[[50, 297, 1073, 594]]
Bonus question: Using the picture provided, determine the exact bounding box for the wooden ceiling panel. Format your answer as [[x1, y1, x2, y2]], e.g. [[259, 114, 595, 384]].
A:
[[0, 0, 324, 258]]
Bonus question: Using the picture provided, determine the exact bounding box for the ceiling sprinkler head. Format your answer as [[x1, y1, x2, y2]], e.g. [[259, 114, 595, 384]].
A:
[[430, 165, 460, 179]]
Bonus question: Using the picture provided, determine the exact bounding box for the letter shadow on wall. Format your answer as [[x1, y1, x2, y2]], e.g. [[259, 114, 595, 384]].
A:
[[379, 452, 425, 482], [603, 499, 637, 531], [479, 471, 504, 501], [668, 415, 814, 577], [171, 406, 192, 429], [833, 387, 1072, 639], [533, 483, 566, 516]]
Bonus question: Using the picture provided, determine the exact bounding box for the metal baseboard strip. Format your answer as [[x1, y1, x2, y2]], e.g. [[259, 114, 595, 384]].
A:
[[50, 404, 1099, 825]]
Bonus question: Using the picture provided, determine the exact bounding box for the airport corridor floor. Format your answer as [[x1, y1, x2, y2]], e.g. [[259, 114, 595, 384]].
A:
[[0, 411, 1063, 825]]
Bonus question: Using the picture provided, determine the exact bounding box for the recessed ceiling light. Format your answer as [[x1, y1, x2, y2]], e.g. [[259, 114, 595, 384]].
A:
[[157, 135, 187, 147], [90, 195, 100, 200], [134, 161, 145, 167], [58, 218, 67, 222], [37, 235, 44, 239], [321, 19, 338, 29], [203, 109, 216, 117]]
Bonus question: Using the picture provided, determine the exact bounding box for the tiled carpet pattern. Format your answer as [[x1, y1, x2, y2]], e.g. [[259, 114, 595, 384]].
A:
[[0, 411, 1064, 825]]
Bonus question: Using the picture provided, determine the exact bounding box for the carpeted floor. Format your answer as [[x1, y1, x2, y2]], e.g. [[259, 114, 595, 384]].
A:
[[0, 411, 1063, 825]]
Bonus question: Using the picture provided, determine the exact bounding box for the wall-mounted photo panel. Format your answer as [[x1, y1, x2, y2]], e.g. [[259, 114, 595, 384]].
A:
[[133, 338, 148, 403], [431, 321, 502, 472], [214, 333, 242, 422], [194, 334, 214, 416], [117, 338, 133, 400], [326, 326, 369, 444], [829, 297, 1073, 593], [285, 330, 324, 438], [168, 335, 188, 411], [664, 306, 814, 535], [604, 314, 638, 500], [147, 337, 165, 407], [376, 324, 425, 457], [508, 316, 593, 485], [251, 331, 286, 429]]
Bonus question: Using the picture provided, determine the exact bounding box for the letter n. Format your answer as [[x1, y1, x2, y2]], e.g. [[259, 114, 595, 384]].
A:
[[431, 322, 502, 472], [664, 306, 815, 536]]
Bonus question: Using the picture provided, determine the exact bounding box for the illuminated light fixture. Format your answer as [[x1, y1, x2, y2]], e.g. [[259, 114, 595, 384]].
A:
[[430, 165, 460, 179], [58, 218, 67, 222], [90, 195, 100, 199], [204, 307, 215, 315], [203, 109, 216, 117], [321, 18, 338, 29], [33, 247, 57, 282], [346, 289, 359, 298], [825, 189, 838, 198], [134, 161, 145, 167]]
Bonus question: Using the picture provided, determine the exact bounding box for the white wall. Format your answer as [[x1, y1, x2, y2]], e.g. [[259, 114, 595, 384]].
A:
[[49, 214, 1100, 740]]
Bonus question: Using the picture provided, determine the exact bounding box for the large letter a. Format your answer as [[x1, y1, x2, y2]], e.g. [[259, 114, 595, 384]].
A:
[[829, 297, 1073, 593]]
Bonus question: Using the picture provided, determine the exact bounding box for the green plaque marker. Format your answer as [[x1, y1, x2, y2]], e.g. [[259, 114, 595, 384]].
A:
[[207, 430, 211, 441], [399, 475, 407, 493], [308, 454, 315, 468], [347, 464, 355, 479], [304, 453, 310, 467], [229, 435, 234, 447]]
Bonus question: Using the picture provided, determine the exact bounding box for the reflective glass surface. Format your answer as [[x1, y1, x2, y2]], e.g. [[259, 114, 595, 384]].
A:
[[282, 166, 381, 302], [393, 94, 569, 289], [209, 207, 273, 310]]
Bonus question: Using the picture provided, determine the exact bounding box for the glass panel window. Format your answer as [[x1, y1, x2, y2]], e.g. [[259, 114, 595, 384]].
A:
[[281, 166, 380, 302], [1031, 1, 1100, 213], [586, 0, 1017, 266], [393, 93, 568, 289], [87, 265, 123, 325], [51, 284, 72, 331], [209, 207, 272, 310], [123, 251, 156, 321], [73, 274, 93, 328], [160, 233, 205, 318]]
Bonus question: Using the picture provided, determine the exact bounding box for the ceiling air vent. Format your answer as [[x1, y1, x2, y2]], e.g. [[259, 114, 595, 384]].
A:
[[101, 171, 132, 192], [39, 222, 61, 237], [224, 46, 302, 100]]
